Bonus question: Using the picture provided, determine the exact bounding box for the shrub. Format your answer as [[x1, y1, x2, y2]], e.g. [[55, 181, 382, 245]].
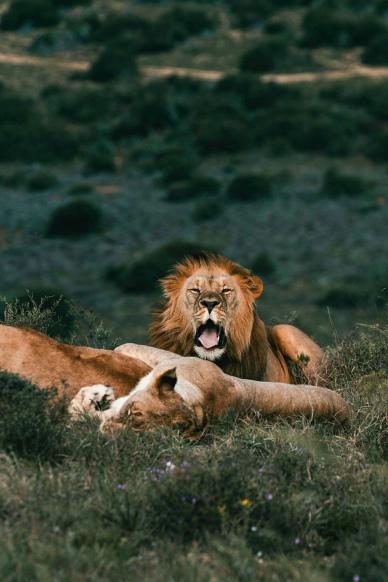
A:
[[195, 118, 253, 154], [0, 120, 79, 163], [0, 0, 59, 30], [67, 182, 94, 195], [91, 12, 150, 44], [42, 85, 115, 124], [192, 200, 221, 222], [27, 171, 58, 191], [365, 131, 388, 161], [89, 38, 138, 82], [300, 8, 355, 48], [0, 371, 67, 462], [226, 174, 272, 202], [112, 88, 178, 140], [84, 141, 116, 174], [157, 153, 198, 186], [227, 0, 273, 29], [215, 74, 297, 111], [317, 278, 387, 309], [352, 15, 386, 46], [106, 240, 217, 293], [156, 7, 215, 44], [0, 86, 79, 162], [45, 200, 104, 238], [240, 38, 289, 73], [320, 168, 371, 197], [2, 289, 75, 340], [251, 252, 276, 277], [0, 169, 26, 188], [165, 176, 221, 203], [362, 33, 388, 65]]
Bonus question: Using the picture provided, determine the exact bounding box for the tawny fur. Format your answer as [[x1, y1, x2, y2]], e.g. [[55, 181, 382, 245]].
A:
[[84, 344, 350, 436], [0, 324, 150, 400], [149, 254, 324, 384]]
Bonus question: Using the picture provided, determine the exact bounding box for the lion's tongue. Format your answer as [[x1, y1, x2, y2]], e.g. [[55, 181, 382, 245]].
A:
[[199, 329, 219, 349]]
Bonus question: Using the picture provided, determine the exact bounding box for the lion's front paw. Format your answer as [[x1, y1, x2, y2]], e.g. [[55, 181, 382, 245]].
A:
[[69, 384, 115, 418]]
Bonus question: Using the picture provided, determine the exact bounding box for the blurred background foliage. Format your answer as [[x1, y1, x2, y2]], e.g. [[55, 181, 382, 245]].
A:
[[0, 0, 387, 344]]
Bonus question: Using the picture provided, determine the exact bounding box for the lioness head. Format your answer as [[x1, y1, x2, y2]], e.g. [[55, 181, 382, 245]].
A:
[[150, 254, 263, 364], [103, 359, 210, 437]]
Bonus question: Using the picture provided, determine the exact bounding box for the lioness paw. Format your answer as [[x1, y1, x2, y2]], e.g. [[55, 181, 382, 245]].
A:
[[69, 384, 115, 418]]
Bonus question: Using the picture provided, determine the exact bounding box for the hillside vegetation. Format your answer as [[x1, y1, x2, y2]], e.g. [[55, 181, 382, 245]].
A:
[[0, 4, 387, 577], [0, 0, 387, 344], [0, 301, 387, 581]]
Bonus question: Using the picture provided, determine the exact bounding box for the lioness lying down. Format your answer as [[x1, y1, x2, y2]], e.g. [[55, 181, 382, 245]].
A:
[[72, 343, 349, 435], [0, 325, 349, 436]]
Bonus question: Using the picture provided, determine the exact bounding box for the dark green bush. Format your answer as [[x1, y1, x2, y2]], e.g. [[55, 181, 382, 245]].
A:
[[192, 200, 221, 222], [215, 74, 298, 111], [91, 12, 150, 44], [0, 170, 26, 188], [67, 182, 94, 195], [46, 200, 105, 238], [240, 38, 289, 73], [157, 151, 198, 186], [251, 252, 276, 277], [42, 85, 115, 124], [195, 118, 253, 154], [165, 176, 221, 203], [106, 240, 217, 293], [27, 171, 58, 192], [0, 371, 67, 462], [352, 15, 386, 46], [89, 38, 138, 83], [300, 8, 355, 48], [84, 141, 116, 174], [0, 120, 79, 163], [365, 130, 388, 161], [317, 277, 387, 309], [156, 6, 215, 44], [3, 289, 76, 340], [263, 103, 365, 156], [227, 0, 273, 29], [0, 85, 79, 162], [362, 33, 388, 65], [0, 0, 59, 30], [320, 168, 371, 197], [226, 174, 272, 202]]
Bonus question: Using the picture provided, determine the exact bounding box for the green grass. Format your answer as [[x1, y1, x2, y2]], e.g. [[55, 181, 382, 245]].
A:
[[0, 321, 386, 580]]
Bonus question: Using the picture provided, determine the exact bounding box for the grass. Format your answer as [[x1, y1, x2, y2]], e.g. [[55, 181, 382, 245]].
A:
[[0, 315, 387, 580]]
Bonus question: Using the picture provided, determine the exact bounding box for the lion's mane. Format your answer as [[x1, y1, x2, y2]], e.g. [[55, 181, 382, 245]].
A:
[[149, 254, 274, 380]]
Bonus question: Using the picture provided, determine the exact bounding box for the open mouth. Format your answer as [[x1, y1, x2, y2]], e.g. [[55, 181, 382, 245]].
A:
[[194, 320, 226, 351]]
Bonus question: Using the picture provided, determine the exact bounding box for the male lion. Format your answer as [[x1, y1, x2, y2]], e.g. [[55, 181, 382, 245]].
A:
[[150, 254, 325, 384]]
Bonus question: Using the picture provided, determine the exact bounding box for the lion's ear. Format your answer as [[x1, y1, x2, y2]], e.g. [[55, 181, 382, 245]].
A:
[[153, 367, 177, 394], [248, 275, 264, 300], [160, 274, 179, 298]]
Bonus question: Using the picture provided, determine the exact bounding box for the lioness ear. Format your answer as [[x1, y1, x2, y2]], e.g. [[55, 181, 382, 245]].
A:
[[154, 367, 177, 394], [248, 275, 264, 300]]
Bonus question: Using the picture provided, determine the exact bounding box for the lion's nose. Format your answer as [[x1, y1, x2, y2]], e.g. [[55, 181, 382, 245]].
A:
[[200, 299, 220, 313]]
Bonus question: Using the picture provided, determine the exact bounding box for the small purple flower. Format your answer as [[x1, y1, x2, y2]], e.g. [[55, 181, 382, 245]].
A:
[[191, 496, 197, 504], [293, 537, 301, 545], [265, 493, 273, 501], [117, 484, 126, 491], [352, 576, 360, 582]]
